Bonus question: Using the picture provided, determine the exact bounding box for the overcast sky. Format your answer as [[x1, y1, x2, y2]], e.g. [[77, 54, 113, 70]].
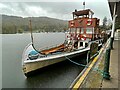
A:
[[0, 0, 112, 25]]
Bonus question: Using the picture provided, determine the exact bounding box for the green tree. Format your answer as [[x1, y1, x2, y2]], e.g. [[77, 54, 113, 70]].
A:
[[103, 16, 107, 29], [115, 19, 120, 29]]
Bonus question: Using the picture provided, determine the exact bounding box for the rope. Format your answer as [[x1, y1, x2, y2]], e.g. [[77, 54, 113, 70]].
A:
[[99, 76, 104, 89], [65, 56, 88, 68], [64, 53, 107, 76]]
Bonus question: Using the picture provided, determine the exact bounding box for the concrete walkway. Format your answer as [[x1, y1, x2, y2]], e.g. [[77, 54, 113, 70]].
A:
[[102, 40, 119, 88], [71, 35, 119, 89], [75, 40, 119, 89]]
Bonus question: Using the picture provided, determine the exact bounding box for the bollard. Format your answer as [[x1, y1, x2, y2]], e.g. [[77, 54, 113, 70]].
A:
[[103, 48, 111, 80]]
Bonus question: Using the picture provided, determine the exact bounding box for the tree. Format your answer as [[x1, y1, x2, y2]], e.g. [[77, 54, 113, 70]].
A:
[[115, 19, 120, 30], [103, 16, 107, 29], [107, 19, 112, 30]]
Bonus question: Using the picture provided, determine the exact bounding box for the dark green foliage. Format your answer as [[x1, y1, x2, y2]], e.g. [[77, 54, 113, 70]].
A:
[[115, 19, 120, 29], [1, 14, 68, 34], [102, 16, 107, 29]]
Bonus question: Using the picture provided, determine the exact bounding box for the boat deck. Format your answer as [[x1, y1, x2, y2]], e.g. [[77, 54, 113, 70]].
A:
[[41, 44, 64, 55]]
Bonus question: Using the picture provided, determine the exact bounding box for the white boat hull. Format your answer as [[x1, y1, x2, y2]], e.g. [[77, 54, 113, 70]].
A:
[[23, 57, 65, 74], [23, 50, 88, 75], [22, 44, 89, 75]]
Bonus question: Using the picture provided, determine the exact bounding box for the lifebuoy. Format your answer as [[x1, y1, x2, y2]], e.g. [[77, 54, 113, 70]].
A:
[[67, 35, 69, 38], [95, 34, 98, 38], [70, 21, 75, 27], [76, 34, 80, 40], [66, 33, 70, 39], [71, 33, 73, 37], [87, 19, 92, 26], [67, 33, 73, 40], [81, 34, 86, 40]]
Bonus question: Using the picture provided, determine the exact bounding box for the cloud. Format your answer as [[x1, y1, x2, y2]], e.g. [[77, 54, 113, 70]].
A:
[[0, 1, 112, 24]]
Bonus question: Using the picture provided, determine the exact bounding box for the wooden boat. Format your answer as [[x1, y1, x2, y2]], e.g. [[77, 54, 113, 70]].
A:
[[22, 9, 107, 76]]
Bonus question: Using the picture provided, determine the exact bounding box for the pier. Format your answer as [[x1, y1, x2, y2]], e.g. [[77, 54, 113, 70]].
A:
[[70, 1, 120, 89], [71, 39, 119, 89]]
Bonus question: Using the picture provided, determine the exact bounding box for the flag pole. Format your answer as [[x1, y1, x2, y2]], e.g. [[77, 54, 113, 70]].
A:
[[83, 1, 85, 10]]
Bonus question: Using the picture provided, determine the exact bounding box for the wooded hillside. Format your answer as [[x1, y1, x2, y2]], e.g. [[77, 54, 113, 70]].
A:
[[1, 14, 68, 34]]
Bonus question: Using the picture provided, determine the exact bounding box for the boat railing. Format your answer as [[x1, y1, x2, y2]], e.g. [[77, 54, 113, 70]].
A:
[[22, 42, 34, 64], [22, 42, 32, 58]]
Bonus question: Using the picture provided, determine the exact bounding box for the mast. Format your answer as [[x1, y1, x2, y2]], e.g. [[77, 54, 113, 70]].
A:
[[29, 18, 34, 44], [29, 18, 41, 53]]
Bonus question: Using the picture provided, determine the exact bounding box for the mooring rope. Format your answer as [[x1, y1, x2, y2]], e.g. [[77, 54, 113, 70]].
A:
[[65, 56, 89, 67], [64, 52, 107, 75]]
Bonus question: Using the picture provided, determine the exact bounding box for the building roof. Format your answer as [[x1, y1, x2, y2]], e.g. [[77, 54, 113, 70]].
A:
[[108, 0, 120, 28], [72, 9, 94, 16], [108, 0, 120, 17]]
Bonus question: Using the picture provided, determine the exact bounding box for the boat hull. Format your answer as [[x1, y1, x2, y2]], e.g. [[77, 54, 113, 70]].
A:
[[22, 39, 103, 76], [23, 50, 87, 75]]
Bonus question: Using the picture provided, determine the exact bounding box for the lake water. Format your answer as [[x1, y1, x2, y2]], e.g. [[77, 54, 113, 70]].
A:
[[2, 33, 86, 88]]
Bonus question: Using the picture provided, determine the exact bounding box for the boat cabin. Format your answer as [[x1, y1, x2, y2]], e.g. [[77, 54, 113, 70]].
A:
[[67, 9, 101, 40], [65, 9, 102, 50]]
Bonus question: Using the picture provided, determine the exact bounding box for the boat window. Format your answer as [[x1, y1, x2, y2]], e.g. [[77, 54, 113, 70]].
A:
[[81, 28, 84, 34], [86, 28, 93, 34], [74, 41, 78, 48], [71, 28, 76, 33], [80, 42, 83, 47], [66, 28, 70, 33], [77, 28, 80, 33], [85, 43, 88, 47]]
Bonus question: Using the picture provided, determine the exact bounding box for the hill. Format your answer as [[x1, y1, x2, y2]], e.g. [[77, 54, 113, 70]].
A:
[[1, 14, 68, 34]]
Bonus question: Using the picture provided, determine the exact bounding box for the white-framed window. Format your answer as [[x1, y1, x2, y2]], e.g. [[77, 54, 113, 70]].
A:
[[86, 28, 93, 34], [71, 28, 76, 33], [76, 28, 80, 33], [81, 28, 84, 34]]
